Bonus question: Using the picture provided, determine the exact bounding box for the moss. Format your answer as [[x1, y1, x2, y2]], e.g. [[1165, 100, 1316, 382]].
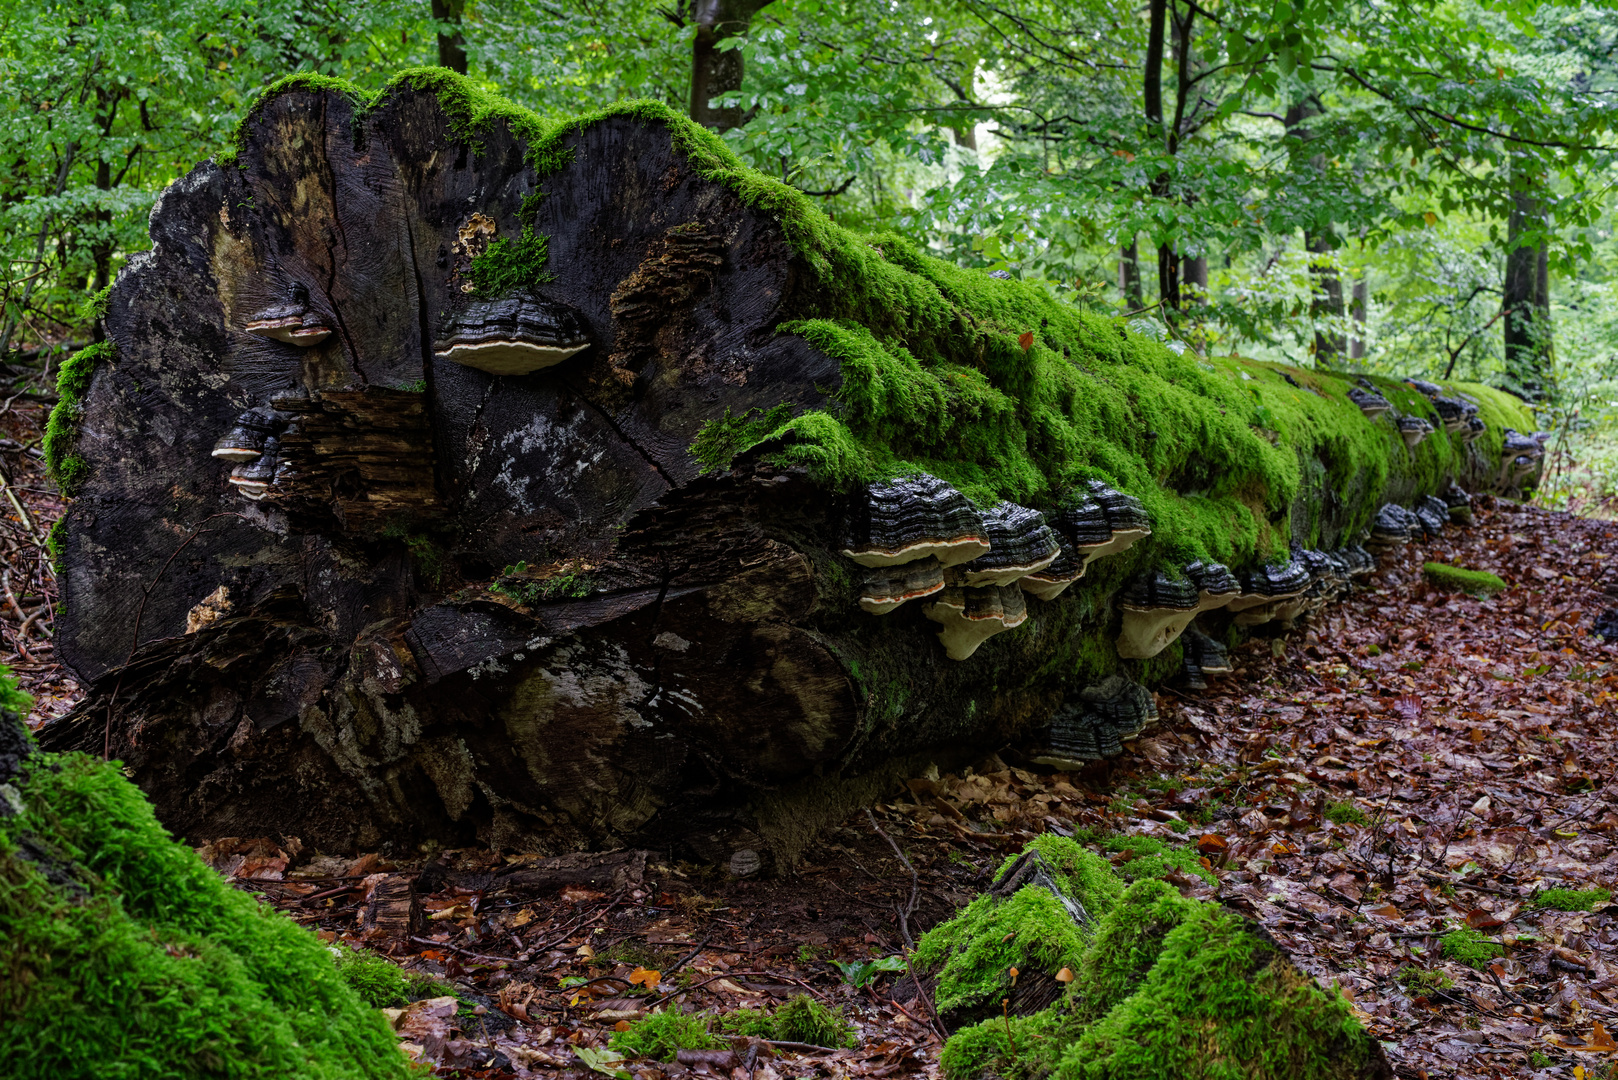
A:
[[77, 285, 112, 327], [1534, 887, 1611, 912], [913, 886, 1090, 1019], [1324, 801, 1369, 826], [1396, 967, 1454, 994], [0, 720, 411, 1078], [691, 404, 799, 474], [333, 946, 442, 1008], [1423, 562, 1508, 597], [469, 227, 552, 296], [936, 840, 1381, 1080], [488, 561, 593, 606], [718, 995, 855, 1047], [44, 341, 112, 498], [1440, 928, 1504, 968], [994, 834, 1125, 921], [46, 519, 66, 579], [1102, 835, 1217, 886], [610, 1009, 724, 1061]]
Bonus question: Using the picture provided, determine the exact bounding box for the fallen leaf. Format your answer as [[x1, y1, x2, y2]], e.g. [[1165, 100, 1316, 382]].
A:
[[628, 966, 660, 988], [1018, 331, 1034, 352]]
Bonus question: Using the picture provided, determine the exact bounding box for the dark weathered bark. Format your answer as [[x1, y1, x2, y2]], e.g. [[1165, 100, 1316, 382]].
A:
[[1180, 250, 1207, 302], [39, 84, 1530, 869], [1119, 240, 1143, 307], [1349, 278, 1368, 360], [690, 0, 772, 131], [432, 0, 468, 75], [1504, 187, 1551, 399], [1283, 98, 1344, 362]]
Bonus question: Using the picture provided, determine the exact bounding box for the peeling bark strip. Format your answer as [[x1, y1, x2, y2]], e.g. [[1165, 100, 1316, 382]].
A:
[[40, 78, 1540, 865]]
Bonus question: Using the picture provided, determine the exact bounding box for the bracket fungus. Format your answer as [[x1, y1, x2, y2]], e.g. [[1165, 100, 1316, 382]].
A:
[[210, 405, 294, 463], [922, 584, 1028, 661], [1414, 495, 1449, 539], [242, 285, 332, 346], [841, 474, 990, 569], [1184, 559, 1241, 613], [1366, 503, 1420, 553], [1337, 543, 1377, 577], [1465, 415, 1487, 441], [1347, 384, 1392, 418], [1397, 414, 1434, 449], [432, 293, 591, 376], [1116, 571, 1200, 660], [1048, 482, 1151, 573], [1405, 377, 1444, 398], [858, 558, 945, 615], [227, 436, 279, 501], [1228, 561, 1311, 627], [1442, 483, 1474, 525], [1019, 533, 1086, 601], [1432, 396, 1476, 433], [1179, 627, 1233, 691], [1031, 675, 1159, 765], [958, 503, 1060, 588]]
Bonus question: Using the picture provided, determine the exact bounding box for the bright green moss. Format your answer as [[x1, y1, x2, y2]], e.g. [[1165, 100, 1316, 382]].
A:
[[913, 886, 1090, 1018], [1324, 800, 1369, 826], [77, 285, 112, 327], [469, 227, 553, 296], [1440, 928, 1504, 968], [44, 341, 112, 497], [717, 995, 856, 1047], [333, 946, 442, 1008], [1423, 562, 1507, 597], [0, 727, 411, 1078], [46, 518, 65, 579], [1103, 835, 1217, 886], [1534, 887, 1611, 912], [610, 1009, 724, 1061], [994, 834, 1125, 921], [691, 403, 798, 474]]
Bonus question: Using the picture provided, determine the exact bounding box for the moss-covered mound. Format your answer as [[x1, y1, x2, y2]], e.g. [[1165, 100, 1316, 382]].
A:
[[213, 69, 1532, 570], [927, 837, 1388, 1080], [1423, 561, 1508, 596], [0, 689, 412, 1080]]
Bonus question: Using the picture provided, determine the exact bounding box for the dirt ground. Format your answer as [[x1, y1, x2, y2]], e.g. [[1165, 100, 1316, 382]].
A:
[[10, 374, 1618, 1080]]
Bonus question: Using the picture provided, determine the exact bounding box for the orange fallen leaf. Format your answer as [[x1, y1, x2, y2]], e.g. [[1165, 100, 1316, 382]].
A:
[[1195, 834, 1228, 855], [1592, 1019, 1617, 1052], [1465, 908, 1505, 930], [614, 1020, 633, 1032], [1371, 904, 1402, 919], [628, 967, 661, 988], [1018, 331, 1034, 352]]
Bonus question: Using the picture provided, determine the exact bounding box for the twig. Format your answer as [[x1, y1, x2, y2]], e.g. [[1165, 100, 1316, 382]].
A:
[[408, 935, 515, 965], [865, 809, 919, 948]]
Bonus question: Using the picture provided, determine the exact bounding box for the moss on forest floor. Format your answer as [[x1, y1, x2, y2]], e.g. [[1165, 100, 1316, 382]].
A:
[[924, 836, 1386, 1080], [1423, 561, 1508, 596], [0, 678, 411, 1080]]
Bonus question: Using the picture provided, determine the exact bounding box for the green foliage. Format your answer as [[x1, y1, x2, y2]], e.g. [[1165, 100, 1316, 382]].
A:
[[333, 946, 442, 1008], [0, 662, 32, 717], [469, 227, 553, 296], [1440, 928, 1505, 969], [1396, 967, 1454, 994], [1423, 562, 1509, 597], [609, 1009, 724, 1061], [1324, 801, 1369, 827], [1102, 835, 1218, 887], [43, 341, 112, 497], [913, 886, 1090, 1018], [487, 561, 594, 606], [1534, 887, 1612, 912], [719, 996, 856, 1048], [691, 404, 799, 474], [0, 725, 411, 1078], [833, 955, 906, 988]]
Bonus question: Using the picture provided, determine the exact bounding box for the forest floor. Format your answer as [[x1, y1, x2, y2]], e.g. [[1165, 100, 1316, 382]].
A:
[[7, 381, 1618, 1080]]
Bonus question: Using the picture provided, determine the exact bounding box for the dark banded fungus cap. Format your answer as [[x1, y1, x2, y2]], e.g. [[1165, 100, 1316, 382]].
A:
[[1336, 544, 1377, 576], [1415, 496, 1449, 539], [1117, 571, 1199, 660], [1046, 481, 1151, 566], [1465, 415, 1487, 441], [857, 559, 945, 615], [227, 436, 278, 500], [921, 584, 1027, 660], [842, 474, 990, 569], [1405, 378, 1443, 398], [1501, 429, 1544, 459], [959, 503, 1060, 587], [1397, 415, 1434, 449], [243, 285, 331, 346], [433, 293, 591, 376], [1184, 560, 1240, 612], [211, 405, 293, 462], [1020, 531, 1086, 601], [1442, 483, 1474, 524], [1079, 674, 1158, 741], [1347, 386, 1392, 417], [1366, 503, 1418, 552], [1432, 397, 1474, 432], [1183, 626, 1233, 676]]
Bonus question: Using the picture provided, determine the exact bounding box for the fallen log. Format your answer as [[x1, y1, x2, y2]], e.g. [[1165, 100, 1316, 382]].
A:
[[39, 70, 1538, 865]]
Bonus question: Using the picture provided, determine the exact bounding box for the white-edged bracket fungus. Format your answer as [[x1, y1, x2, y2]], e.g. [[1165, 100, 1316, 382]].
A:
[[243, 285, 332, 346], [959, 503, 1060, 588], [1397, 415, 1434, 449], [842, 474, 990, 569], [1029, 674, 1159, 766], [1116, 571, 1200, 659], [1229, 561, 1311, 627], [433, 293, 592, 376], [227, 435, 279, 501], [211, 405, 293, 463], [1185, 559, 1241, 613], [1047, 481, 1152, 578], [1019, 531, 1085, 601], [922, 584, 1027, 661], [1348, 384, 1392, 418], [858, 558, 945, 615], [1366, 503, 1420, 553], [1405, 377, 1443, 398], [1336, 543, 1377, 576], [1432, 396, 1474, 433]]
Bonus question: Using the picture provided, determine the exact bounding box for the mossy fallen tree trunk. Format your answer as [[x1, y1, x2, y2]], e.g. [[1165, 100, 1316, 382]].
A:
[[916, 834, 1391, 1080], [0, 686, 411, 1079], [39, 70, 1539, 866]]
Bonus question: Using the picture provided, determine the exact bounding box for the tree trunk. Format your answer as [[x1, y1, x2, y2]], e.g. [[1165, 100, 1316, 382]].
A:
[[1119, 240, 1143, 308], [1180, 250, 1207, 303], [38, 79, 1534, 868], [1284, 98, 1344, 363], [690, 0, 771, 131], [432, 0, 468, 75], [1349, 278, 1367, 360], [1504, 188, 1551, 399]]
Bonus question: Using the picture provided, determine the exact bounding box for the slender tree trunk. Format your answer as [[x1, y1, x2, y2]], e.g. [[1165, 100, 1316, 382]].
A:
[[1349, 278, 1367, 360], [1284, 98, 1344, 363], [1504, 188, 1551, 398], [1180, 251, 1207, 303], [1120, 240, 1143, 308], [432, 0, 468, 75], [690, 0, 773, 131]]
